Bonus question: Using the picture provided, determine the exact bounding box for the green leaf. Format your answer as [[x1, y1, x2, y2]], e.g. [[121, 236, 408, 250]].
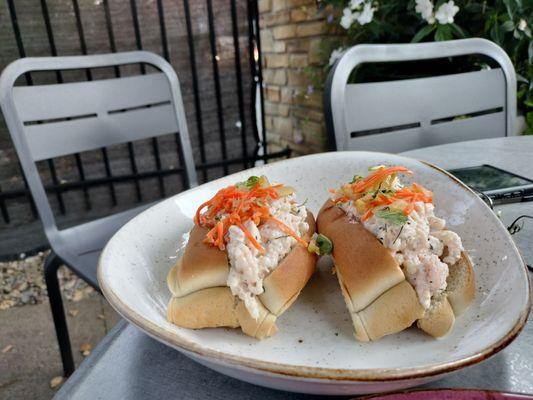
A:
[[240, 176, 260, 190], [450, 23, 467, 38], [374, 209, 408, 225], [411, 24, 435, 43], [524, 114, 533, 133], [516, 72, 528, 84], [435, 24, 452, 41], [484, 16, 494, 33], [502, 0, 516, 20], [517, 86, 527, 100], [490, 22, 504, 44], [502, 20, 515, 32]]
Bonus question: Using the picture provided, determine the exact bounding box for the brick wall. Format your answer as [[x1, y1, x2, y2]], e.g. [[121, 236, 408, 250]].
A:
[[259, 0, 331, 155]]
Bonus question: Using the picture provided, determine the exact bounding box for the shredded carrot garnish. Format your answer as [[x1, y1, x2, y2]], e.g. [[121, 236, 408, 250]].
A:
[[361, 209, 374, 222], [369, 193, 394, 208], [195, 178, 307, 252], [237, 222, 265, 254], [269, 217, 308, 247], [350, 166, 412, 194], [331, 166, 434, 220], [403, 202, 415, 216], [395, 187, 433, 204]]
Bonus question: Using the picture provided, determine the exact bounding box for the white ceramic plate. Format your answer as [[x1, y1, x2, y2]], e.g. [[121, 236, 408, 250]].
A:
[[98, 152, 530, 395]]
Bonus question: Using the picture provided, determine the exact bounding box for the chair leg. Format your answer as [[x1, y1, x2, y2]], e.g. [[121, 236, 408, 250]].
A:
[[44, 252, 75, 377]]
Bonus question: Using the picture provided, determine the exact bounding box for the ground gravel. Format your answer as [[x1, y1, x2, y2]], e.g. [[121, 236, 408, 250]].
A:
[[0, 250, 95, 310]]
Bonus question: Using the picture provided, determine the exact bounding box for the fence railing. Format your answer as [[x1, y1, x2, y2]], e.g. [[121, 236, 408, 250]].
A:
[[0, 0, 290, 228]]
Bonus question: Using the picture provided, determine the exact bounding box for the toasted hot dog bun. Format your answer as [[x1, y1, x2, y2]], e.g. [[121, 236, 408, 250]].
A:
[[168, 226, 229, 298], [260, 214, 316, 315], [235, 300, 278, 340], [446, 252, 475, 315], [417, 295, 455, 338], [319, 199, 475, 340], [166, 212, 317, 339], [167, 286, 239, 329], [416, 252, 474, 338], [166, 286, 278, 339], [317, 200, 424, 341], [317, 200, 405, 312]]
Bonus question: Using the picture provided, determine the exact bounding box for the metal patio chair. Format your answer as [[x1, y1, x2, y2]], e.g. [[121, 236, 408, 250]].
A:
[[0, 51, 198, 376], [324, 38, 517, 152]]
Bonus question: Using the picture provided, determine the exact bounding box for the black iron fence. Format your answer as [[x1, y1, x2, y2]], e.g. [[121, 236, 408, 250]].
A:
[[0, 0, 290, 236]]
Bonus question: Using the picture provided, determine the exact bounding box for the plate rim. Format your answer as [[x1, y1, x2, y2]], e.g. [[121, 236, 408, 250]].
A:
[[97, 151, 532, 382]]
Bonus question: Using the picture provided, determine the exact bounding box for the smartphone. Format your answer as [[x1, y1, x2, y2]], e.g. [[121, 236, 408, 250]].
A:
[[448, 165, 533, 205]]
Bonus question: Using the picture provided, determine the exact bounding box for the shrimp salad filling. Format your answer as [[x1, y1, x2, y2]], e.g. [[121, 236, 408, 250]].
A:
[[194, 176, 309, 319], [331, 166, 463, 309]]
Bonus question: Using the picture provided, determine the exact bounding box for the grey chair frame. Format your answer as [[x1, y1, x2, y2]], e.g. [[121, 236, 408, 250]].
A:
[[0, 51, 198, 376], [324, 38, 517, 151]]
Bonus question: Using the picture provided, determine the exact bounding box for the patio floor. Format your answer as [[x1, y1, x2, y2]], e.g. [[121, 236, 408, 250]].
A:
[[0, 289, 119, 399]]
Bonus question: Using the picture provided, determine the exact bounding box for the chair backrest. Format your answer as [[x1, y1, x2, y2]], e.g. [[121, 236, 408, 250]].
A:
[[0, 51, 198, 254], [324, 38, 517, 152]]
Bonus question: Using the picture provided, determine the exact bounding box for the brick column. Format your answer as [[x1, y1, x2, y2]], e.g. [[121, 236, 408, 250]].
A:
[[259, 0, 332, 156]]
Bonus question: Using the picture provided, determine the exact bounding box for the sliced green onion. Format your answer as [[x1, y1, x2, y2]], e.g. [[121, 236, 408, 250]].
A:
[[308, 234, 333, 256]]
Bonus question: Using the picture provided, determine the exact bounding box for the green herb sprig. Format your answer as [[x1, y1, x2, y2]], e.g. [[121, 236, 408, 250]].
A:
[[374, 208, 408, 225]]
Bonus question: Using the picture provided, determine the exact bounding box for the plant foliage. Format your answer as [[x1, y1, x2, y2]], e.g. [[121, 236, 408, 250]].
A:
[[316, 0, 532, 133]]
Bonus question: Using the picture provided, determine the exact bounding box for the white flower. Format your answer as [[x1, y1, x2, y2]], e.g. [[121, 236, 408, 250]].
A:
[[356, 2, 375, 25], [340, 1, 377, 29], [415, 0, 435, 24], [340, 7, 355, 29], [435, 1, 459, 25], [517, 19, 531, 37], [350, 0, 364, 10], [329, 47, 344, 66]]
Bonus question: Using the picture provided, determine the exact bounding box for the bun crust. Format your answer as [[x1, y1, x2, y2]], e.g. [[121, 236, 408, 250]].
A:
[[446, 252, 475, 315], [167, 211, 317, 339], [318, 199, 475, 341], [317, 200, 423, 341], [317, 200, 405, 312], [418, 252, 474, 338], [260, 213, 317, 315], [167, 286, 239, 329], [170, 225, 229, 297], [358, 281, 424, 340], [167, 286, 278, 339], [417, 295, 455, 338], [236, 300, 278, 339]]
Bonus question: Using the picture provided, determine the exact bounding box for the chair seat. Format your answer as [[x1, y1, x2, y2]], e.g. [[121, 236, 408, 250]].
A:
[[60, 249, 101, 289], [53, 202, 155, 290]]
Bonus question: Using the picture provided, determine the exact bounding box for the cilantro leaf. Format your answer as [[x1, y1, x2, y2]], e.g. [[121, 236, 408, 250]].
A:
[[374, 209, 408, 225], [240, 176, 260, 190]]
